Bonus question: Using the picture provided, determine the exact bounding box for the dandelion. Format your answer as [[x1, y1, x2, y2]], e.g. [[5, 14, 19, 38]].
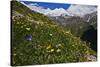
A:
[[26, 27, 31, 31], [56, 49, 61, 53]]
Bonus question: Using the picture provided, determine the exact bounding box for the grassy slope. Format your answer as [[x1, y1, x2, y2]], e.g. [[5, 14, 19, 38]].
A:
[[11, 1, 95, 66]]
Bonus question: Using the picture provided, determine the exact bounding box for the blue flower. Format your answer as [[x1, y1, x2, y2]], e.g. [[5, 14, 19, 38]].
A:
[[25, 35, 32, 41]]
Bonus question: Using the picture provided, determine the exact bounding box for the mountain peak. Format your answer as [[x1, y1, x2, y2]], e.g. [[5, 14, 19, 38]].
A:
[[44, 8, 70, 16], [20, 1, 97, 17]]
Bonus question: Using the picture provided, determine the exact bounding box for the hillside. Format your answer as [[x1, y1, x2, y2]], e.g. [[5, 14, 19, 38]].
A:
[[48, 13, 97, 52], [48, 16, 90, 37], [11, 1, 96, 66]]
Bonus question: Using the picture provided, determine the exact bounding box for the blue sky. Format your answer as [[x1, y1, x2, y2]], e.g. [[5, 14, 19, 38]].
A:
[[22, 1, 71, 10]]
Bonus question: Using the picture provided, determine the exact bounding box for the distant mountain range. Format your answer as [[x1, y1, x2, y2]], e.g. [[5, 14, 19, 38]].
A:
[[20, 1, 97, 17]]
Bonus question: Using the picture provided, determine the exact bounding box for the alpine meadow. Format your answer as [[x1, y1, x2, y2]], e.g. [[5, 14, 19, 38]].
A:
[[11, 1, 97, 66]]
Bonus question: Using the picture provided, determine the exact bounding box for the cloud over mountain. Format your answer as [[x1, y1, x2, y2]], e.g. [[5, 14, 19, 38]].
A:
[[67, 4, 97, 17]]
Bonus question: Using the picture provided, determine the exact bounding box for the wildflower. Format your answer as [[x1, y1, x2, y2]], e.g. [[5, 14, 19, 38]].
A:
[[49, 34, 52, 36], [65, 31, 69, 34], [26, 27, 31, 31], [72, 44, 75, 47], [16, 22, 20, 24], [50, 49, 54, 52], [47, 45, 51, 49], [25, 35, 32, 41], [65, 30, 70, 34], [56, 44, 62, 48], [58, 44, 62, 46], [56, 49, 61, 53]]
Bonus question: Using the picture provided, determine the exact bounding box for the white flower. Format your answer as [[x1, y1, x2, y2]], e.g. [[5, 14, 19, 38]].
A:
[[26, 28, 31, 31], [49, 34, 53, 36]]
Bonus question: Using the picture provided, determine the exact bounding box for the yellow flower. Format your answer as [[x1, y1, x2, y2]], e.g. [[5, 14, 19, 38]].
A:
[[26, 28, 31, 31], [65, 31, 69, 34], [56, 49, 61, 53], [47, 45, 51, 49], [65, 30, 70, 34], [50, 49, 54, 52], [16, 22, 20, 24], [56, 44, 62, 48]]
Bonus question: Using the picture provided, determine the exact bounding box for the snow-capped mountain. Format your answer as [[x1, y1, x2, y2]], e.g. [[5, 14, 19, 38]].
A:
[[44, 8, 70, 16], [20, 2, 97, 17], [21, 2, 51, 14], [67, 4, 97, 17], [20, 2, 71, 16]]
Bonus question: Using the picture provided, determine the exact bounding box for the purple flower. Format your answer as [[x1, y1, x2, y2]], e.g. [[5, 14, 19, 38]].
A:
[[25, 35, 32, 41]]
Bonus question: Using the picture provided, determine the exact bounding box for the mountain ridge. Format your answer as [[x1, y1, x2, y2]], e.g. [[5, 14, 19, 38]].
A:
[[20, 1, 97, 17]]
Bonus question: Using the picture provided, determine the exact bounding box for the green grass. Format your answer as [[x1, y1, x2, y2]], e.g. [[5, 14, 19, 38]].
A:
[[12, 17, 95, 66]]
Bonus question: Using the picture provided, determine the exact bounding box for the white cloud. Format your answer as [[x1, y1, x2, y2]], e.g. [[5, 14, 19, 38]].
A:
[[20, 2, 52, 14], [67, 4, 97, 17], [28, 3, 38, 6], [27, 4, 47, 13]]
